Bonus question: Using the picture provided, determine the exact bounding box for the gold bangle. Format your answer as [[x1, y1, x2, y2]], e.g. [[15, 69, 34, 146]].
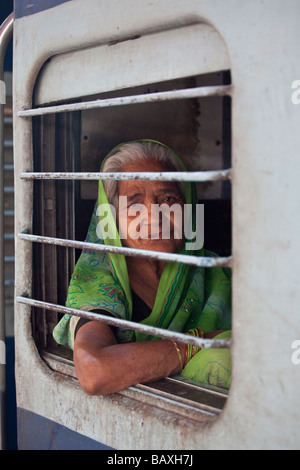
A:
[[171, 340, 183, 371]]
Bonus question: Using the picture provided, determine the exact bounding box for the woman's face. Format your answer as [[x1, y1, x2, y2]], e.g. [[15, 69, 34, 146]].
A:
[[117, 159, 184, 253]]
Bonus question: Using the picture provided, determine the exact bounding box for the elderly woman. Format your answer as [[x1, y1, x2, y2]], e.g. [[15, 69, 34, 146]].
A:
[[53, 140, 231, 396]]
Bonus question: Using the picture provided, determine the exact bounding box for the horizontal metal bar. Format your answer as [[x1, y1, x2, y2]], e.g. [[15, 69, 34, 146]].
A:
[[20, 169, 231, 183], [136, 378, 226, 414], [4, 234, 14, 240], [4, 187, 13, 193], [4, 164, 13, 171], [4, 210, 14, 216], [16, 295, 231, 349], [4, 140, 13, 148], [4, 117, 13, 125], [17, 85, 232, 118], [18, 232, 232, 268]]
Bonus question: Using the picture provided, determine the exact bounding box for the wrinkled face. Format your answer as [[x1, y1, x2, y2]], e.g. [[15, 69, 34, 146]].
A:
[[117, 159, 184, 253]]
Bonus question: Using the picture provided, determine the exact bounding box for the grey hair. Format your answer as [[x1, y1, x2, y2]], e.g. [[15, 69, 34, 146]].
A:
[[102, 142, 184, 208]]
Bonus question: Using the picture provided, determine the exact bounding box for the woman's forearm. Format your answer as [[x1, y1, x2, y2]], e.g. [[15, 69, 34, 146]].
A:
[[74, 321, 184, 396]]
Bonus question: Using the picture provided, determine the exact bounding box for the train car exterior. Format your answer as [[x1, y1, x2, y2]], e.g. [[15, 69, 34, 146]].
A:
[[10, 0, 300, 450]]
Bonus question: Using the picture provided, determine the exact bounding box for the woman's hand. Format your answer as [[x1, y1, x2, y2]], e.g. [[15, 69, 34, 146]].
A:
[[204, 330, 227, 339]]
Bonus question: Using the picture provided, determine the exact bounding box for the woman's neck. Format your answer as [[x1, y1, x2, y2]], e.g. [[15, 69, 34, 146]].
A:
[[126, 257, 166, 310]]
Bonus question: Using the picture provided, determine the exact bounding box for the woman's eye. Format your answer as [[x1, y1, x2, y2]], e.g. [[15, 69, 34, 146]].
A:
[[163, 195, 180, 204]]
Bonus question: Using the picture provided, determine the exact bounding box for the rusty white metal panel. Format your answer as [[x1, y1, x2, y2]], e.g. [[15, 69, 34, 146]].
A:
[[34, 24, 230, 105], [13, 0, 300, 451]]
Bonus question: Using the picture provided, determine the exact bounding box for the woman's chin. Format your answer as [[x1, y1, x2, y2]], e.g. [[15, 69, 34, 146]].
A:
[[131, 238, 183, 253]]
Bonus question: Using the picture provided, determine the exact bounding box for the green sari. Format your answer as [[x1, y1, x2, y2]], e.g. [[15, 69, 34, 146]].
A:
[[53, 140, 232, 389]]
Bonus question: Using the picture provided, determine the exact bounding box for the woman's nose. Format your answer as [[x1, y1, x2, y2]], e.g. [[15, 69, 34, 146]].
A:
[[143, 197, 160, 227]]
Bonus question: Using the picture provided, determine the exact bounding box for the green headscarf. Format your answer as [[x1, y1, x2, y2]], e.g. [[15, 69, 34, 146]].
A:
[[53, 140, 232, 389]]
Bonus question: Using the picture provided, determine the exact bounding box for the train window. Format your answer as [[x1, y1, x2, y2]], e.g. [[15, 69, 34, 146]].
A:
[[17, 24, 232, 417]]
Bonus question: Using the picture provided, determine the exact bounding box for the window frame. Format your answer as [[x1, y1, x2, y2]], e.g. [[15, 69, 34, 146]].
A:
[[16, 23, 232, 419], [16, 77, 232, 415]]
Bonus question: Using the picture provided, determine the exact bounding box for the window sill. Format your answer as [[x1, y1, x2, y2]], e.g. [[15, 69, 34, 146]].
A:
[[41, 346, 228, 422]]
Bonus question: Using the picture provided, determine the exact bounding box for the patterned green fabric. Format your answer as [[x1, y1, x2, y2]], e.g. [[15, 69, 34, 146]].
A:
[[53, 140, 232, 389], [181, 330, 232, 389]]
